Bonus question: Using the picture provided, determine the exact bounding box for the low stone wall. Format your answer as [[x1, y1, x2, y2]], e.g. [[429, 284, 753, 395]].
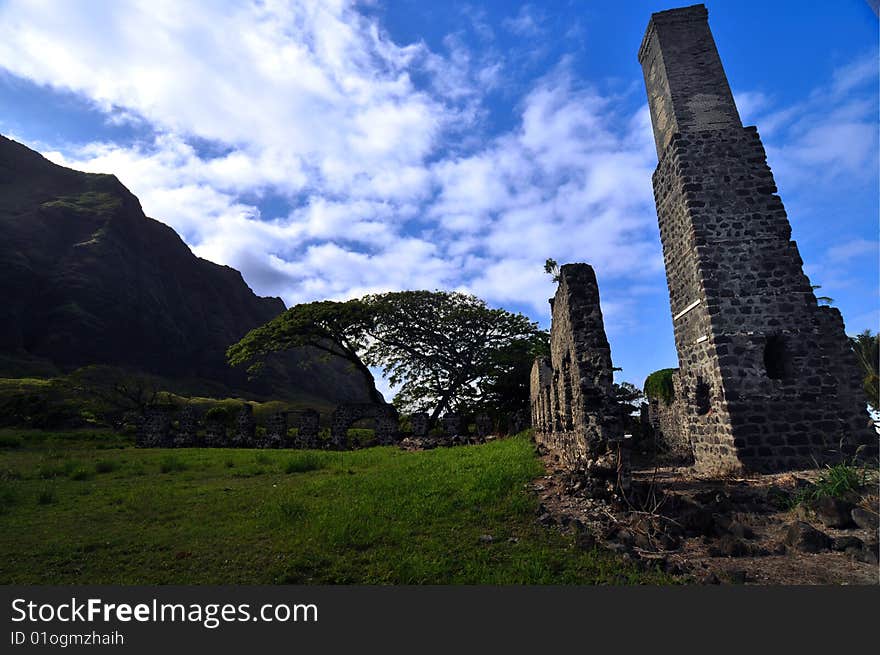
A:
[[135, 404, 520, 450]]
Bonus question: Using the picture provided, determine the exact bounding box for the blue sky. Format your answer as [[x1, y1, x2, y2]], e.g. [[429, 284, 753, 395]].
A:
[[0, 0, 877, 399]]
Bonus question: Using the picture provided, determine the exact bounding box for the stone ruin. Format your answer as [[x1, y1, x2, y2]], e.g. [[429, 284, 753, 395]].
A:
[[530, 264, 627, 487], [135, 401, 517, 451], [410, 412, 429, 438], [173, 405, 198, 448], [638, 4, 877, 474], [136, 403, 323, 450], [232, 404, 256, 447], [475, 413, 493, 439], [330, 403, 399, 449], [295, 409, 320, 448], [137, 408, 172, 448], [642, 372, 692, 464], [396, 411, 499, 450], [441, 413, 464, 439]]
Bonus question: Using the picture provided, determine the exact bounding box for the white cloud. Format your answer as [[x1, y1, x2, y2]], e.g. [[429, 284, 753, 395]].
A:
[[1, 1, 873, 359], [826, 239, 879, 263], [502, 5, 545, 37]]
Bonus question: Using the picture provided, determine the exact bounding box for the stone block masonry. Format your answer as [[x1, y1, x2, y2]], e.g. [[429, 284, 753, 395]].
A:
[[639, 4, 876, 474], [644, 371, 693, 463], [529, 263, 622, 469]]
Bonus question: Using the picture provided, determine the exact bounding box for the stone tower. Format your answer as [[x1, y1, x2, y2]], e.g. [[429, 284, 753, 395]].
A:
[[530, 263, 621, 467], [638, 4, 875, 474]]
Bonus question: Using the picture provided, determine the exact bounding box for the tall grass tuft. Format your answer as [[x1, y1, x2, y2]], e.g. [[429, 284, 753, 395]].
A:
[[284, 453, 323, 474]]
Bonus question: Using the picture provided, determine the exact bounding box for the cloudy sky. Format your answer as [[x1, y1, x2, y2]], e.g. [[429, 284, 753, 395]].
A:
[[0, 0, 877, 396]]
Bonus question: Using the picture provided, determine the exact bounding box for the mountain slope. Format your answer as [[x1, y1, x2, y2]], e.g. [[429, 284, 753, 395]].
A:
[[0, 134, 376, 403]]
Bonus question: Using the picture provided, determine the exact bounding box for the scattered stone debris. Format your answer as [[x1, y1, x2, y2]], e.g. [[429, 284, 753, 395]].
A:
[[530, 453, 879, 584]]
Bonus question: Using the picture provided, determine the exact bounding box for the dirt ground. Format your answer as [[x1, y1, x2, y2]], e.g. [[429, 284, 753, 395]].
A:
[[533, 453, 880, 585]]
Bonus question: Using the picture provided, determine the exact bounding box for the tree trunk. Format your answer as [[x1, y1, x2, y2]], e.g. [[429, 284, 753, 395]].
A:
[[429, 383, 461, 424]]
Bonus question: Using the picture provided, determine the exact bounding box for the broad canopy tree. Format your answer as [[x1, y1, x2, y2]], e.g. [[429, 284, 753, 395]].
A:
[[226, 291, 545, 423], [226, 299, 384, 404]]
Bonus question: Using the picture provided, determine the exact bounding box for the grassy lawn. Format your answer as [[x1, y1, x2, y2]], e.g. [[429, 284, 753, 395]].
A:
[[0, 429, 671, 584]]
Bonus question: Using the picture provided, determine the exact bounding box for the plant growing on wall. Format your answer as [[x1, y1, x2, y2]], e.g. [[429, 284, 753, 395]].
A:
[[643, 368, 677, 406]]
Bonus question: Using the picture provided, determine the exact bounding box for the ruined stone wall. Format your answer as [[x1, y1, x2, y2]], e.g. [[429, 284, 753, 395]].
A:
[[645, 371, 692, 462], [530, 264, 621, 468], [330, 403, 398, 448], [530, 357, 553, 436], [639, 5, 875, 474]]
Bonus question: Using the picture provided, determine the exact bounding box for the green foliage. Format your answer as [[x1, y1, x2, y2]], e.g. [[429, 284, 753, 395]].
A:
[[228, 290, 544, 422], [477, 330, 550, 423], [0, 383, 81, 429], [850, 329, 879, 410], [41, 191, 122, 216], [644, 368, 677, 405], [544, 258, 560, 282], [788, 462, 870, 508], [363, 291, 542, 420], [227, 299, 380, 401], [63, 365, 165, 421], [204, 405, 238, 425], [810, 463, 867, 501], [811, 284, 834, 307]]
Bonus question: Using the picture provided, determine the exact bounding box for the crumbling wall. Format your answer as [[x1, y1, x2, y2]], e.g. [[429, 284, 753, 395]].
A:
[[644, 371, 693, 463], [639, 4, 876, 474], [409, 412, 429, 438], [296, 409, 320, 448], [441, 413, 464, 438], [330, 403, 398, 448], [530, 263, 622, 469]]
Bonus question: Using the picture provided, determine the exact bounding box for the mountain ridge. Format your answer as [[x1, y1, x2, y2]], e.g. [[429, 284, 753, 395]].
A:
[[0, 133, 376, 404]]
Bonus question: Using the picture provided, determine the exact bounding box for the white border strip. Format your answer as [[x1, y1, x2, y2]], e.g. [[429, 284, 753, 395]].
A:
[[673, 299, 700, 321]]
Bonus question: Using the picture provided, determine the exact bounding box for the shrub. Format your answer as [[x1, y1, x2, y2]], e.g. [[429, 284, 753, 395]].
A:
[[810, 462, 866, 500], [644, 368, 677, 405], [788, 462, 868, 507], [204, 406, 237, 426]]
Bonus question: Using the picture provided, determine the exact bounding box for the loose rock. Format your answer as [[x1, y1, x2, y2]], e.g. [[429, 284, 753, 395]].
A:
[[851, 507, 879, 531], [812, 496, 856, 529], [784, 522, 831, 553]]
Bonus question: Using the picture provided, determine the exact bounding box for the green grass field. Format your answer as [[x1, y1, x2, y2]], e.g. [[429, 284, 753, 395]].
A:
[[0, 429, 671, 584]]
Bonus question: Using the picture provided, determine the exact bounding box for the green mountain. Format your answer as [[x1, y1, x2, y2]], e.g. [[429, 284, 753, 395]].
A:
[[0, 134, 376, 403]]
